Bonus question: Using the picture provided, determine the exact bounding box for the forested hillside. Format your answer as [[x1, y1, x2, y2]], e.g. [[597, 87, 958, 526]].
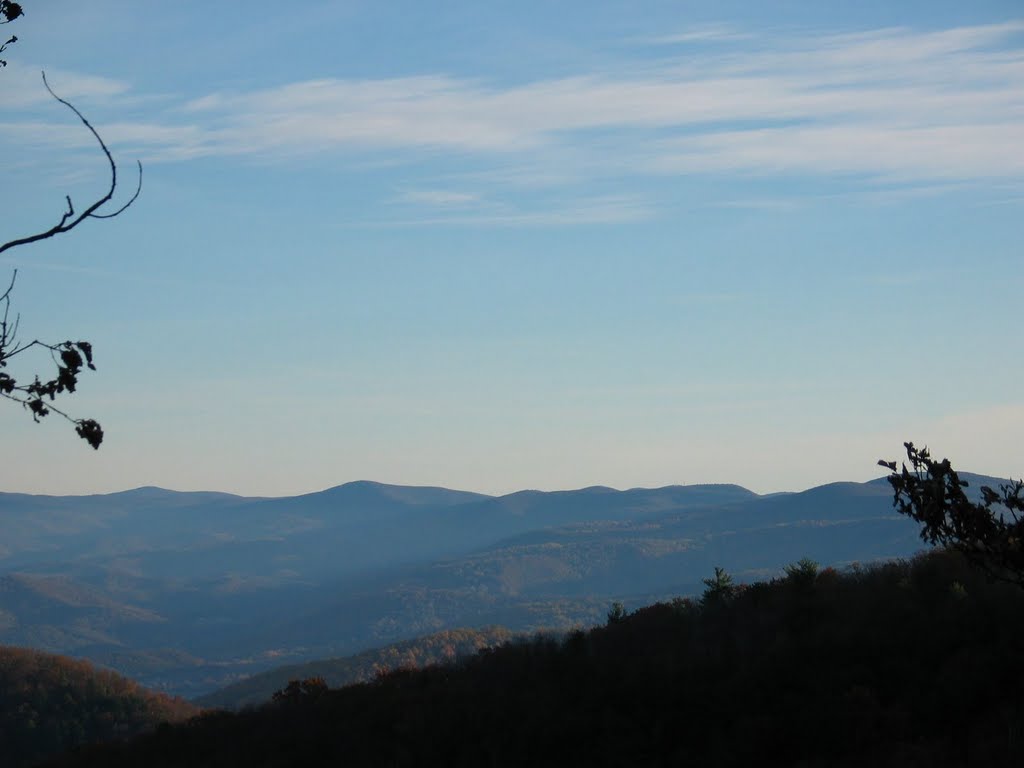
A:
[[43, 550, 1024, 767], [0, 647, 197, 768], [197, 626, 515, 710]]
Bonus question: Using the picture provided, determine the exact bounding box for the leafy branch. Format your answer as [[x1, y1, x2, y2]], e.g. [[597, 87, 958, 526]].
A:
[[879, 442, 1024, 588], [1, 70, 143, 448], [0, 271, 103, 447], [0, 1, 23, 68]]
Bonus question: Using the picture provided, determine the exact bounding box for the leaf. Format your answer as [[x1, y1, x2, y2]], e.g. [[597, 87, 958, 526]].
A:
[[75, 419, 103, 449], [1, 3, 23, 23], [76, 341, 95, 369]]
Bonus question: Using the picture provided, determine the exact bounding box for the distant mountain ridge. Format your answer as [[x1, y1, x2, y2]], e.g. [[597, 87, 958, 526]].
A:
[[0, 473, 1012, 697]]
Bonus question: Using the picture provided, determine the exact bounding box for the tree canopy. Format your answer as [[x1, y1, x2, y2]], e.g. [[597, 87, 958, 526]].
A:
[[880, 442, 1024, 587]]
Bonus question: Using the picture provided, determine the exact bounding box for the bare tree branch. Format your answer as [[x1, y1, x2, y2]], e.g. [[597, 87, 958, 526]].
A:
[[0, 71, 143, 255]]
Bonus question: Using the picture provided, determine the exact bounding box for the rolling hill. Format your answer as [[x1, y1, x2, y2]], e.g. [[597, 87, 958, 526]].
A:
[[196, 626, 516, 710], [1, 475, 1007, 696], [40, 550, 1024, 767], [0, 645, 197, 768]]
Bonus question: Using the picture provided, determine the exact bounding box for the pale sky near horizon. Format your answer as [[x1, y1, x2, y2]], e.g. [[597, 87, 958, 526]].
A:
[[1, 1, 1022, 498]]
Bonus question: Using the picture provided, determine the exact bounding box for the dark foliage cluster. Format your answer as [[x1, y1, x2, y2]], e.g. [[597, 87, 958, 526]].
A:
[[0, 646, 197, 768], [881, 442, 1024, 587], [0, 277, 103, 446], [42, 550, 1024, 767], [0, 1, 22, 67]]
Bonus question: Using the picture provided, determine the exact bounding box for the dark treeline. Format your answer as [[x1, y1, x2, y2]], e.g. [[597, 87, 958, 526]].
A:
[[34, 552, 1024, 768], [39, 549, 1024, 767]]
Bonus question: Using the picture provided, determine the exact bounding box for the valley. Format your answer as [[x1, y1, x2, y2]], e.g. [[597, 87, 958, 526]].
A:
[[0, 476, 952, 697]]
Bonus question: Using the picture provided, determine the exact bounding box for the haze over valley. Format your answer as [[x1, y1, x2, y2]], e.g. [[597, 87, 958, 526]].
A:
[[0, 473, 986, 697], [2, 1, 1022, 764]]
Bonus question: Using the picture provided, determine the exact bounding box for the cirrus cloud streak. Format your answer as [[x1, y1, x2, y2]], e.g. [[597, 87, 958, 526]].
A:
[[5, 21, 1024, 190]]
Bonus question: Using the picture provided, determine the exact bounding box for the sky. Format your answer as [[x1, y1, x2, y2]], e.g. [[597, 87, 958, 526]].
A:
[[1, 0, 1022, 497]]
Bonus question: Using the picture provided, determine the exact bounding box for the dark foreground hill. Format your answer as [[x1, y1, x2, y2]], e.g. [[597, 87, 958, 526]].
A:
[[43, 550, 1024, 767], [0, 646, 197, 768]]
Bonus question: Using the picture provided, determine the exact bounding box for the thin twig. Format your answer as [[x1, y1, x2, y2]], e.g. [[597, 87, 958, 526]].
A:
[[0, 269, 15, 303], [1, 387, 78, 423], [0, 71, 142, 255]]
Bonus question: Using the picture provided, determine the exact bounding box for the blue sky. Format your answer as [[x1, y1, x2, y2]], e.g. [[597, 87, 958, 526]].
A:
[[2, 1, 1022, 496]]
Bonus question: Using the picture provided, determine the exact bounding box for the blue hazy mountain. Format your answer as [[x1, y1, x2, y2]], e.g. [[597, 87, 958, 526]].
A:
[[0, 474, 1010, 696]]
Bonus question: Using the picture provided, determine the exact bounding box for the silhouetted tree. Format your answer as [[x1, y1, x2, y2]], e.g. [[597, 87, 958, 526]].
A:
[[606, 601, 627, 624], [879, 442, 1024, 587], [783, 557, 820, 587], [701, 566, 735, 606], [1, 5, 141, 447]]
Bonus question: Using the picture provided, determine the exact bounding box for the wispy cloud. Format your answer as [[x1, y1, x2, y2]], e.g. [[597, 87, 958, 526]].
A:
[[711, 198, 803, 212], [669, 292, 744, 306], [972, 194, 1024, 207], [3, 63, 130, 108], [351, 195, 653, 228], [653, 123, 1024, 181], [643, 24, 754, 45], [393, 189, 481, 207], [4, 21, 1024, 188]]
